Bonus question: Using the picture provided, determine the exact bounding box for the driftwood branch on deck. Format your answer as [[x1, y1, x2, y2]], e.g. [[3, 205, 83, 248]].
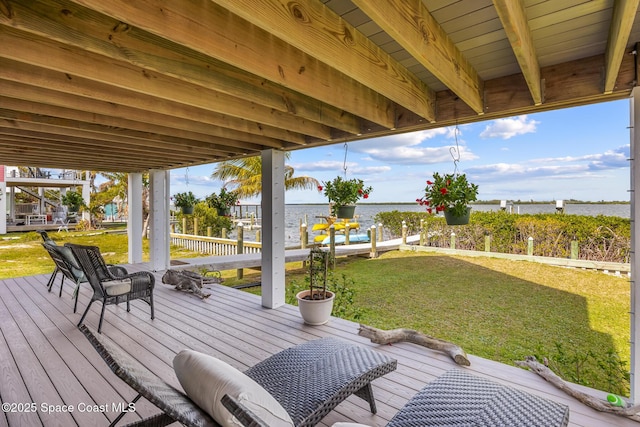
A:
[[161, 269, 219, 299], [358, 324, 470, 366], [516, 356, 640, 421]]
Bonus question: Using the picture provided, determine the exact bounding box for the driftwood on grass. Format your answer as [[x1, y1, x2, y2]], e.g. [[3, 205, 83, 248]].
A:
[[161, 269, 222, 300], [358, 324, 470, 366], [516, 356, 640, 421]]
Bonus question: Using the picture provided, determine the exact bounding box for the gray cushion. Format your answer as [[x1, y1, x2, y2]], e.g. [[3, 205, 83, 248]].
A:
[[103, 278, 132, 296]]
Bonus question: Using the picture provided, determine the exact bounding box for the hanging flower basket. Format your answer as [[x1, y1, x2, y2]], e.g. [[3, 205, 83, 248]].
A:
[[335, 205, 356, 219], [318, 176, 372, 218], [417, 172, 478, 226], [181, 205, 194, 215], [444, 207, 471, 225]]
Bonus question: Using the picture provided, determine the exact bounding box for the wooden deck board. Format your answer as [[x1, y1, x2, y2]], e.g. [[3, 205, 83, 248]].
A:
[[0, 269, 636, 426]]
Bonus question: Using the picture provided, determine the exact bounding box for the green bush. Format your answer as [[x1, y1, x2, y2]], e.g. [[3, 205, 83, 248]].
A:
[[374, 210, 630, 263], [175, 202, 232, 237]]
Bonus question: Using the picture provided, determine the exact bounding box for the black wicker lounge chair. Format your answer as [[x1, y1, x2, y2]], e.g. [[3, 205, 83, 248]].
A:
[[41, 242, 128, 312], [79, 324, 397, 427], [67, 243, 155, 333]]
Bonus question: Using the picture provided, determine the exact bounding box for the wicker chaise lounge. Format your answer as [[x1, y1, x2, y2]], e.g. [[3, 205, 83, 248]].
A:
[[80, 324, 397, 427]]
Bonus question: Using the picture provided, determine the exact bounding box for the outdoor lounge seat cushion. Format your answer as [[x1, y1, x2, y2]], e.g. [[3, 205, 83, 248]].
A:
[[174, 349, 295, 427], [102, 278, 132, 296]]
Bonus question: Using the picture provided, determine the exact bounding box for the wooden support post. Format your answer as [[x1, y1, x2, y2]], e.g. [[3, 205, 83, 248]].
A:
[[193, 217, 199, 236], [345, 223, 350, 245], [419, 219, 425, 246], [370, 225, 378, 258], [255, 229, 261, 242], [207, 226, 212, 237], [571, 240, 579, 259], [528, 236, 534, 256], [236, 222, 244, 279], [402, 220, 407, 245], [221, 227, 227, 239], [484, 235, 491, 252], [450, 231, 456, 249], [182, 217, 187, 234], [378, 223, 384, 242]]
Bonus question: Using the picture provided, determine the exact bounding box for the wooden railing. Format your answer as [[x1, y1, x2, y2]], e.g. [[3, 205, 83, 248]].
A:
[[170, 233, 261, 255]]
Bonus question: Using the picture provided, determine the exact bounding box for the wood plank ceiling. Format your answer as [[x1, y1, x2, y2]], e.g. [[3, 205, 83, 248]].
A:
[[0, 0, 639, 172]]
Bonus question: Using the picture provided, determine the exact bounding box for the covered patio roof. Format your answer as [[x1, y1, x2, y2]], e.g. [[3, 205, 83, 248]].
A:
[[1, 0, 639, 171]]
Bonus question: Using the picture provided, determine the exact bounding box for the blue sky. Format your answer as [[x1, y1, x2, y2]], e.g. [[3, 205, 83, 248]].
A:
[[170, 99, 631, 204]]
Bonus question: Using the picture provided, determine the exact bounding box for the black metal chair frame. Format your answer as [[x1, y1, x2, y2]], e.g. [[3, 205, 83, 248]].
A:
[[67, 243, 155, 333]]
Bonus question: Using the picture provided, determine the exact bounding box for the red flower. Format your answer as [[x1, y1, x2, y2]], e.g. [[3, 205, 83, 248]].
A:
[[363, 193, 368, 199], [426, 180, 433, 185], [317, 185, 323, 192], [446, 179, 451, 186], [427, 208, 432, 214], [358, 188, 363, 194], [436, 205, 445, 212], [440, 188, 448, 195]]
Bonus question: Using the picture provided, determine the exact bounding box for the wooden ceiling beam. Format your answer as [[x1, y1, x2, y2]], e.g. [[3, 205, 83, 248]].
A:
[[0, 26, 330, 140], [492, 0, 543, 105], [0, 95, 269, 155], [604, 0, 640, 93], [0, 0, 365, 135], [0, 132, 202, 164], [0, 58, 301, 145], [353, 0, 484, 115], [214, 0, 435, 122], [0, 109, 235, 161], [67, 0, 399, 128]]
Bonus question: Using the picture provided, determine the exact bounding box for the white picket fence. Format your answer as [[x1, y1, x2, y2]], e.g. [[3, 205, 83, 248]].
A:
[[170, 233, 261, 255]]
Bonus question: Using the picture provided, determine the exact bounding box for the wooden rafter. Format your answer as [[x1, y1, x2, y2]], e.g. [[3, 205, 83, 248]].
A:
[[353, 0, 484, 114], [66, 0, 399, 129], [492, 0, 543, 105], [604, 0, 640, 93], [210, 0, 436, 122]]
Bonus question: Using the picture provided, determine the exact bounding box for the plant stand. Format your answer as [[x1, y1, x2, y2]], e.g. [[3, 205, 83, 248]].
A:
[[296, 248, 334, 325]]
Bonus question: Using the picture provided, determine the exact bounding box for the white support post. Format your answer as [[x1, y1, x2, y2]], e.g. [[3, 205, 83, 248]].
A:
[[127, 173, 144, 264], [630, 88, 640, 403], [261, 149, 286, 308], [149, 170, 171, 271], [81, 180, 91, 222], [0, 165, 6, 235]]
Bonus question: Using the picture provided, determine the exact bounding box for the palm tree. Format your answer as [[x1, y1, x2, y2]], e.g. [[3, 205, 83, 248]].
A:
[[211, 154, 319, 198]]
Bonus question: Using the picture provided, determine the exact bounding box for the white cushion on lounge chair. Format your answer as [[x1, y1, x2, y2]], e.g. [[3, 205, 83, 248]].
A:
[[174, 349, 294, 427], [103, 278, 132, 296]]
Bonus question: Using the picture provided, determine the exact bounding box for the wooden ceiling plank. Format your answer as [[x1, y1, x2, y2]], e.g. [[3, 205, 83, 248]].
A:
[[0, 58, 302, 145], [212, 0, 435, 121], [0, 133, 198, 163], [0, 0, 366, 134], [604, 0, 640, 93], [492, 0, 542, 105], [0, 95, 267, 155], [66, 0, 398, 128], [0, 26, 331, 140], [0, 110, 234, 157], [1, 81, 284, 150], [353, 0, 484, 114]]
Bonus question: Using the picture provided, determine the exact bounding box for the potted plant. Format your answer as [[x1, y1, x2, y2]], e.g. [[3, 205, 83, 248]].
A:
[[417, 172, 479, 225], [296, 248, 335, 325], [206, 188, 239, 216], [173, 191, 199, 215], [318, 176, 372, 218]]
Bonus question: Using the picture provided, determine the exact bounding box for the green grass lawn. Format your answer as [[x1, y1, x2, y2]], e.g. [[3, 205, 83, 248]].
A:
[[1, 230, 630, 395]]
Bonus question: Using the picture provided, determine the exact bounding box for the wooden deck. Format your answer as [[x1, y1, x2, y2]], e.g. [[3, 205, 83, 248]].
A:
[[0, 267, 634, 427]]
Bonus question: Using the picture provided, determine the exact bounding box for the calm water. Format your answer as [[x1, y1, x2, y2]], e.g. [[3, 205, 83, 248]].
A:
[[238, 203, 630, 247]]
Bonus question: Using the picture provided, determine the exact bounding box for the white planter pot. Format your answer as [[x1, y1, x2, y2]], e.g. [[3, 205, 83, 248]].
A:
[[296, 290, 335, 325]]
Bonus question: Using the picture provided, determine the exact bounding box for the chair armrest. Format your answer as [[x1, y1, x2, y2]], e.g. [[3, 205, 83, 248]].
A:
[[221, 394, 270, 427], [107, 265, 129, 278]]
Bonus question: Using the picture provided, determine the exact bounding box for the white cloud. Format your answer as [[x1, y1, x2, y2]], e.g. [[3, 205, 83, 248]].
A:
[[480, 115, 539, 139]]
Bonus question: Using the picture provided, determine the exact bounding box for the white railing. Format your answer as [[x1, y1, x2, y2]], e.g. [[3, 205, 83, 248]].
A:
[[170, 233, 261, 255]]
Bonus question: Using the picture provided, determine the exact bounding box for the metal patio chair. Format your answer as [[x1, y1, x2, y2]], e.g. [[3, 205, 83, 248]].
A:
[[66, 243, 155, 333]]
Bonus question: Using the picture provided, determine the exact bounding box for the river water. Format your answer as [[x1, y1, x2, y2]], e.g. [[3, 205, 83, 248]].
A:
[[238, 203, 630, 248]]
